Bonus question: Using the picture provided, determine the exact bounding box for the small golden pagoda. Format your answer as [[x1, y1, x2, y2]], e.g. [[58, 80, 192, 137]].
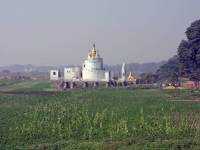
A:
[[127, 72, 135, 81]]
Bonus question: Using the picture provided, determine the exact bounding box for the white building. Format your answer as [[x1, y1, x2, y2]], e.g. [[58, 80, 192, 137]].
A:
[[82, 44, 110, 82], [50, 44, 112, 82], [121, 62, 126, 82], [64, 67, 82, 81], [50, 70, 61, 81]]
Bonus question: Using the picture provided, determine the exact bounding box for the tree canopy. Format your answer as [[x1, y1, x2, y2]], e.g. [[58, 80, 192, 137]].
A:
[[156, 55, 179, 82], [157, 19, 200, 81], [178, 19, 200, 80]]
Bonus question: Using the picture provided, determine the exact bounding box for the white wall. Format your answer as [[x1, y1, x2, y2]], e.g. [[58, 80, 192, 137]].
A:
[[64, 67, 82, 81], [50, 70, 60, 80], [82, 69, 106, 81]]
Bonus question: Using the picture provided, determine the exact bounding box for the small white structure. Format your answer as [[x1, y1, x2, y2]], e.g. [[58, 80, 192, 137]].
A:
[[105, 71, 110, 82], [64, 67, 82, 81], [50, 70, 60, 81], [82, 44, 109, 82], [121, 62, 126, 82]]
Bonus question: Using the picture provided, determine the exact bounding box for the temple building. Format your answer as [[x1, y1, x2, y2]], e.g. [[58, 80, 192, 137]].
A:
[[82, 44, 110, 82], [64, 67, 82, 81], [50, 70, 61, 80], [49, 43, 139, 84], [49, 44, 110, 82]]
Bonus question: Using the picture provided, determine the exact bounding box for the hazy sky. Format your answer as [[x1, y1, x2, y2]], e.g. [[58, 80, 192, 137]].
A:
[[0, 0, 200, 66]]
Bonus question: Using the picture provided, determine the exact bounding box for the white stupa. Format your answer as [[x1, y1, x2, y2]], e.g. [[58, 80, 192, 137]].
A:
[[121, 62, 126, 82], [82, 44, 110, 82]]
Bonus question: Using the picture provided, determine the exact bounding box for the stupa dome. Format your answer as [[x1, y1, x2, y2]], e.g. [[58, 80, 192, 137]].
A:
[[82, 44, 109, 81]]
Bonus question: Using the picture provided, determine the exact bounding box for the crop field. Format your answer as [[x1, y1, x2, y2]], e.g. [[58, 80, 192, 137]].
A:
[[0, 80, 53, 92], [0, 81, 200, 149]]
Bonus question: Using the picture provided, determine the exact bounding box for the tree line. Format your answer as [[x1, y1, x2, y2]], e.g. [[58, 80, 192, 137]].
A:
[[139, 19, 200, 84]]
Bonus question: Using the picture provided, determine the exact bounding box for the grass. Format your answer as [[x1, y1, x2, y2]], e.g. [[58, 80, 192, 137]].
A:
[[14, 82, 52, 92], [0, 80, 53, 92], [0, 88, 200, 149], [0, 80, 24, 87]]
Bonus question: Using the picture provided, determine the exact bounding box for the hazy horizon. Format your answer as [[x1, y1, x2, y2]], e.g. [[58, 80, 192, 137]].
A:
[[0, 0, 200, 66]]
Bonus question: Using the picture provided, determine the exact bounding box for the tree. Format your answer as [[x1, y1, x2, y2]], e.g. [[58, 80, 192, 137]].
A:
[[157, 19, 200, 82], [156, 55, 179, 82], [2, 70, 11, 75], [186, 20, 200, 41], [138, 73, 158, 84], [178, 19, 200, 80], [177, 40, 192, 77]]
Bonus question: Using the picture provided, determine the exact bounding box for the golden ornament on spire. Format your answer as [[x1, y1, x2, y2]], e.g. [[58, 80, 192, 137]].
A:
[[91, 43, 97, 58], [127, 72, 135, 81]]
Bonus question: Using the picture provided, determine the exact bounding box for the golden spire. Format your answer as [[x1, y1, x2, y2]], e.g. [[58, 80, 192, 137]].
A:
[[127, 72, 135, 81], [91, 43, 97, 58]]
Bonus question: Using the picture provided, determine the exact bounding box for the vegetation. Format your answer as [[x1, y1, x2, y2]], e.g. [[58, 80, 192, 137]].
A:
[[15, 82, 52, 92], [1, 88, 200, 149], [157, 55, 179, 82], [0, 80, 24, 86], [157, 19, 200, 81], [178, 19, 200, 80], [136, 73, 158, 84], [0, 80, 52, 92]]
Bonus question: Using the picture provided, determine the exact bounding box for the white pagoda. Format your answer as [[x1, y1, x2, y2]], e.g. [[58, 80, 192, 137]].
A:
[[82, 44, 110, 82]]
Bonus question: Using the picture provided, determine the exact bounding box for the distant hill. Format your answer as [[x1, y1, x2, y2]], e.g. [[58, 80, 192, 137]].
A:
[[0, 64, 56, 73], [0, 61, 166, 76], [105, 61, 166, 76]]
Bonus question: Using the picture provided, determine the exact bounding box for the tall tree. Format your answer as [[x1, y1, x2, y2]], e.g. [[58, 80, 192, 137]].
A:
[[177, 40, 192, 77], [138, 73, 158, 84], [156, 55, 179, 82], [178, 19, 200, 80], [157, 19, 200, 82]]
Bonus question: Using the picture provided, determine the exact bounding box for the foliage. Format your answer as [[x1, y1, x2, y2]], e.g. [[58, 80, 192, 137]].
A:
[[157, 19, 200, 81], [15, 82, 51, 92], [137, 73, 158, 84], [1, 89, 200, 149], [0, 80, 24, 86], [178, 19, 200, 80], [156, 55, 180, 82]]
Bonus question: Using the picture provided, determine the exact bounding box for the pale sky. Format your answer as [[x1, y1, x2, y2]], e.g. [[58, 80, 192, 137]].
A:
[[0, 0, 200, 66]]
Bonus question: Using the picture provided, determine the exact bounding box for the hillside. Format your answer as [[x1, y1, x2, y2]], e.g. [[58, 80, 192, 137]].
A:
[[0, 61, 166, 75]]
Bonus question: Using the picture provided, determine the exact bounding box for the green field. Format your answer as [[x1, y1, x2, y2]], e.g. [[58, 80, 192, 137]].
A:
[[1, 82, 200, 149], [0, 80, 53, 92]]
